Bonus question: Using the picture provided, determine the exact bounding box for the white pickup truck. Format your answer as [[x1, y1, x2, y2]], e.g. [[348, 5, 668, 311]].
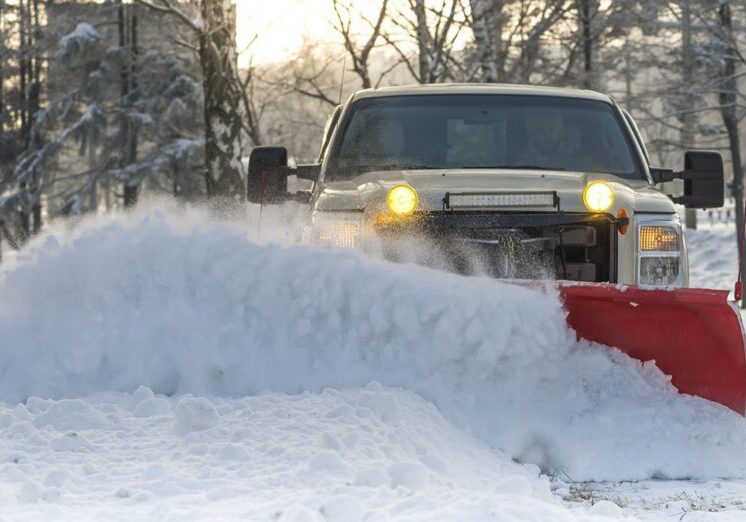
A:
[[247, 84, 725, 287]]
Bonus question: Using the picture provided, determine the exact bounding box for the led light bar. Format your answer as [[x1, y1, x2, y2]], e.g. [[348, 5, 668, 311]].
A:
[[447, 192, 557, 209]]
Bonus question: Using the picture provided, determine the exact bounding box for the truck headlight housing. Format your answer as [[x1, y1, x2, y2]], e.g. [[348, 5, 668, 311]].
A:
[[387, 185, 418, 216], [639, 257, 680, 286], [583, 182, 614, 213], [312, 212, 363, 249], [637, 224, 683, 286]]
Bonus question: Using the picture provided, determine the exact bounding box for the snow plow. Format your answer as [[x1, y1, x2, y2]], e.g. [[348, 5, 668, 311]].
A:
[[247, 83, 746, 415], [560, 284, 746, 414]]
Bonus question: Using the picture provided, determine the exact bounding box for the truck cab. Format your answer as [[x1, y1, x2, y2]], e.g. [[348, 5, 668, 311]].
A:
[[248, 84, 724, 287]]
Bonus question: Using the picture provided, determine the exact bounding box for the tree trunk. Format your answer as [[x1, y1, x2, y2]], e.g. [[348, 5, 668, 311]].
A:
[[0, 0, 5, 136], [16, 0, 32, 236], [89, 180, 98, 213], [19, 0, 28, 143], [413, 0, 432, 83], [18, 182, 30, 238], [126, 8, 139, 206], [577, 0, 597, 90], [32, 201, 41, 234], [717, 2, 745, 307], [680, 0, 697, 229], [88, 132, 98, 213], [469, 0, 498, 82], [199, 0, 244, 199], [119, 0, 139, 207], [29, 0, 39, 121], [30, 0, 41, 232], [623, 39, 633, 107]]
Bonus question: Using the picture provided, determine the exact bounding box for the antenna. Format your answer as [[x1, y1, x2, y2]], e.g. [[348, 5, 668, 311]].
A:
[[338, 53, 347, 105]]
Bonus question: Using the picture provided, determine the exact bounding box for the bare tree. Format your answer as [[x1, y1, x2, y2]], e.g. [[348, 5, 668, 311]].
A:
[[273, 1, 392, 112], [382, 0, 466, 84], [118, 0, 140, 207], [331, 0, 389, 89], [576, 0, 597, 89], [261, 40, 349, 159], [680, 0, 698, 228], [272, 39, 344, 108], [467, 0, 573, 84], [715, 1, 745, 303], [0, 0, 4, 141], [236, 35, 266, 147], [469, 0, 499, 82]]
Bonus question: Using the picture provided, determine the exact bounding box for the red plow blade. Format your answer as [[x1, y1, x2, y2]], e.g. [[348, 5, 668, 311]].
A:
[[558, 283, 746, 415]]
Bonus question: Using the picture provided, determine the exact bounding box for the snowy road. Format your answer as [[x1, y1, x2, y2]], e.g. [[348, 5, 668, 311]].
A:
[[1, 206, 745, 521]]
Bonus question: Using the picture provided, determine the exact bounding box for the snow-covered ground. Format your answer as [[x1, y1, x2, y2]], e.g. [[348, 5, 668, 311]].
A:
[[687, 221, 738, 291], [1, 205, 745, 521]]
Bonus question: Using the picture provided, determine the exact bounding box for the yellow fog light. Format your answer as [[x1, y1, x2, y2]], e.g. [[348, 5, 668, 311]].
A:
[[583, 182, 614, 213], [387, 185, 418, 216]]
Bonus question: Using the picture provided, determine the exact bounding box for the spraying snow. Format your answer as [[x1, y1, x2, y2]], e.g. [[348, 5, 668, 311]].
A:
[[1, 205, 745, 487]]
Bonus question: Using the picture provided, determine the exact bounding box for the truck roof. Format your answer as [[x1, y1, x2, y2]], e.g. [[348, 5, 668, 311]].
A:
[[352, 83, 614, 104]]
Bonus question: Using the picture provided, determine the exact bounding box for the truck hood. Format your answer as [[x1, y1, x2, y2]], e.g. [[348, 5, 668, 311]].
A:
[[315, 169, 676, 215]]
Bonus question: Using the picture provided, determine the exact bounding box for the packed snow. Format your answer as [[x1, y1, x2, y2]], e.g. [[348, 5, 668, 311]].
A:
[[2, 387, 621, 521], [1, 204, 745, 520]]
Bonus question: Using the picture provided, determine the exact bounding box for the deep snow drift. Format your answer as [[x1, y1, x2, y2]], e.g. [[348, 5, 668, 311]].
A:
[[1, 206, 746, 487], [1, 387, 627, 521]]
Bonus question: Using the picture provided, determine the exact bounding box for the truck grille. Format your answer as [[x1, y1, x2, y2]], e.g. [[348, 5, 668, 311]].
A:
[[375, 212, 618, 283]]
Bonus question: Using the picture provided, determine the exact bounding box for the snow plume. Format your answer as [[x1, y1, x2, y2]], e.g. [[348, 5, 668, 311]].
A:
[[1, 204, 746, 482]]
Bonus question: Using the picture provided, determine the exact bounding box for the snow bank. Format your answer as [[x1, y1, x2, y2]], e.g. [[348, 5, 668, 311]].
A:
[[686, 224, 738, 291], [0, 387, 614, 521], [1, 206, 746, 482]]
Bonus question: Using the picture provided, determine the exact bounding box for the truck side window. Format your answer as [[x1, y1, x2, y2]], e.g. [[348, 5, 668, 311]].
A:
[[318, 105, 342, 163]]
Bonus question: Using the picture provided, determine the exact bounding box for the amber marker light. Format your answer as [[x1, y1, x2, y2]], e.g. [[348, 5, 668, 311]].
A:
[[617, 208, 629, 235], [639, 225, 680, 251]]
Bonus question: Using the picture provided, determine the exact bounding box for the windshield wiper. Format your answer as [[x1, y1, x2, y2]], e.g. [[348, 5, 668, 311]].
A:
[[336, 164, 436, 174], [382, 164, 436, 171], [474, 164, 568, 171]]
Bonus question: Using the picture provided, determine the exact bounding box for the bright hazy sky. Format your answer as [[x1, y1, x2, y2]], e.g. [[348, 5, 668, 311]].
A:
[[236, 0, 341, 65]]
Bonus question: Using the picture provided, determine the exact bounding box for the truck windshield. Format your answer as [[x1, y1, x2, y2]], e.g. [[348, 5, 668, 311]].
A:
[[328, 94, 644, 180]]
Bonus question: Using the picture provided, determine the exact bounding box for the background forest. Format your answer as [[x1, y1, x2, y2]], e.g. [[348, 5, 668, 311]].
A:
[[0, 0, 745, 257]]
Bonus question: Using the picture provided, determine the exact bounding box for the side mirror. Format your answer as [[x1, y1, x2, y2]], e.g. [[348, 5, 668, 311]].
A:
[[296, 164, 321, 182], [247, 147, 288, 204], [650, 150, 724, 209], [681, 151, 724, 209]]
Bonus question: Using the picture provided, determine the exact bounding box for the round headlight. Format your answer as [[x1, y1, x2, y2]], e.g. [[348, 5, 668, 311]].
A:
[[387, 185, 418, 216], [583, 182, 614, 213]]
